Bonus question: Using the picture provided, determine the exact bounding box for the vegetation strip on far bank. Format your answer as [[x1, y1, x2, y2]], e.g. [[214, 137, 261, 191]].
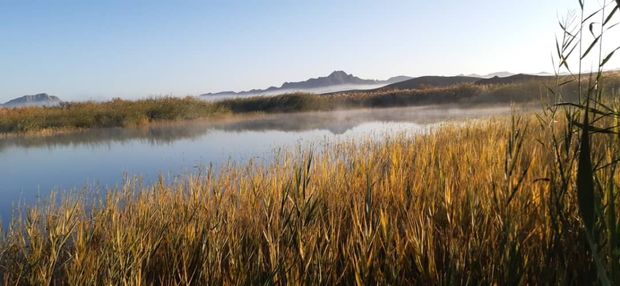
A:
[[2, 73, 619, 135]]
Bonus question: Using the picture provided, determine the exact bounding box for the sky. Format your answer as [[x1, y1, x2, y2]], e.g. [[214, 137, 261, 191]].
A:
[[1, 0, 618, 102]]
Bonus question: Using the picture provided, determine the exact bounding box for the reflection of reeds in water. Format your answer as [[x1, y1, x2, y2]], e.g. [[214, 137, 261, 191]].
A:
[[0, 123, 214, 152], [0, 111, 618, 284], [0, 105, 513, 152]]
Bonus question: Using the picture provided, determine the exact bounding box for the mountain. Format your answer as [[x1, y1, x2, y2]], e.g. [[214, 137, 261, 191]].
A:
[[1, 93, 63, 108], [201, 71, 412, 98], [474, 73, 551, 85], [381, 76, 481, 90]]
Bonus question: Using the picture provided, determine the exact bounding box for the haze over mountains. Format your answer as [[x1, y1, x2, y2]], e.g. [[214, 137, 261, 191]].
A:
[[201, 71, 412, 98], [459, 71, 515, 78], [200, 71, 532, 99]]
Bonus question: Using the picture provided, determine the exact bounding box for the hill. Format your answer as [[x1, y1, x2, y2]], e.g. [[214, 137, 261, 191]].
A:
[[474, 73, 551, 85], [2, 93, 63, 108], [380, 76, 481, 90]]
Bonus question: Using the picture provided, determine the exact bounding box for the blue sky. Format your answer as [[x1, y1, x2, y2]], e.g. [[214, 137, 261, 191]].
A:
[[0, 0, 615, 102]]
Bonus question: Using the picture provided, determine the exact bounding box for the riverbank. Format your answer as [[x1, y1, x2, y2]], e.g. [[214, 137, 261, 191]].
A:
[[1, 110, 618, 284], [0, 105, 515, 205]]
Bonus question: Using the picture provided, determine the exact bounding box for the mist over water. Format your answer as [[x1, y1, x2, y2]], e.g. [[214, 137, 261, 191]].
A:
[[0, 105, 514, 221], [202, 83, 388, 101]]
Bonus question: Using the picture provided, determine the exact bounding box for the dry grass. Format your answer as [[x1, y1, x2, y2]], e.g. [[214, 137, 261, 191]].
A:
[[0, 97, 227, 134], [0, 110, 617, 284]]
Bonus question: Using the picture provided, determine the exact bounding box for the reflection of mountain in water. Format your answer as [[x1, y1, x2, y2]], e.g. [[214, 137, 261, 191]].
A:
[[0, 105, 514, 151]]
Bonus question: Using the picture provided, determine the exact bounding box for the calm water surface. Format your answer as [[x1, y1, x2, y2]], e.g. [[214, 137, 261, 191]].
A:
[[0, 105, 512, 220]]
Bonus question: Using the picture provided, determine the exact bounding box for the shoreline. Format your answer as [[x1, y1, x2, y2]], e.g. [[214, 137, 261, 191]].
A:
[[0, 100, 538, 139]]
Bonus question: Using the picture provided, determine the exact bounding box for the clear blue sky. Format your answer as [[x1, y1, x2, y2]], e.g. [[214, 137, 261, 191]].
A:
[[0, 0, 614, 102]]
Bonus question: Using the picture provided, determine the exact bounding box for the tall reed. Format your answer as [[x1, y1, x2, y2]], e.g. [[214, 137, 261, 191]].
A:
[[545, 0, 620, 284]]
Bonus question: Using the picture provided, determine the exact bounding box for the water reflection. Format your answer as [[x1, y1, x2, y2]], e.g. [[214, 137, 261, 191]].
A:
[[0, 105, 511, 151], [0, 105, 513, 221]]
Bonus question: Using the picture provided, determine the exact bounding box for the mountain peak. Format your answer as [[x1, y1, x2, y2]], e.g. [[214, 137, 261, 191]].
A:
[[29, 93, 57, 100], [325, 71, 358, 83], [280, 71, 369, 89], [328, 70, 349, 77]]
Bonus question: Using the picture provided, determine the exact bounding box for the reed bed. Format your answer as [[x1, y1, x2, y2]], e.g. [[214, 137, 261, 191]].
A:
[[0, 110, 618, 285], [0, 97, 227, 134]]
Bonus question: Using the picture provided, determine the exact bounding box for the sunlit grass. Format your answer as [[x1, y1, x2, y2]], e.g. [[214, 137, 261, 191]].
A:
[[0, 97, 227, 134], [0, 110, 617, 284]]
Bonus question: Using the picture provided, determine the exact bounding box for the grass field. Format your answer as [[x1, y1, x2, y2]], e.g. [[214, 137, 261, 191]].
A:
[[0, 107, 619, 284]]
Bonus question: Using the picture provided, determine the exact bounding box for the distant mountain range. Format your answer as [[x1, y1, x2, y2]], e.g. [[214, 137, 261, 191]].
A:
[[201, 70, 554, 99], [1, 93, 63, 108], [382, 73, 552, 91], [201, 71, 412, 98]]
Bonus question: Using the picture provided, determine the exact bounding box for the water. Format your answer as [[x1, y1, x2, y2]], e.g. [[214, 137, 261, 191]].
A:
[[0, 105, 512, 220]]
